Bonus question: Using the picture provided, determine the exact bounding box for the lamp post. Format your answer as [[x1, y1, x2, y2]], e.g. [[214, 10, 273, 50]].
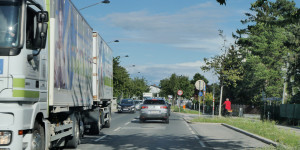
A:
[[79, 0, 110, 11], [107, 40, 119, 44]]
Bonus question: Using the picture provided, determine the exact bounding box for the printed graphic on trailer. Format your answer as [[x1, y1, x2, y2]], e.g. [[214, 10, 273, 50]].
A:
[[0, 59, 3, 75]]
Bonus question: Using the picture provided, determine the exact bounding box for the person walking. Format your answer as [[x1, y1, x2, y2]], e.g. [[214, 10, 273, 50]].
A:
[[222, 98, 232, 116]]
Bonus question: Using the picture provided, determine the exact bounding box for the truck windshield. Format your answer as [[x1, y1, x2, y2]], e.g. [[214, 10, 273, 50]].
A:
[[0, 1, 21, 48]]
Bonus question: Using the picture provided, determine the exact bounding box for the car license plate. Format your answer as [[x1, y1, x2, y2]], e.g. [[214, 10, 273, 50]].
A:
[[150, 111, 159, 114], [123, 108, 128, 110]]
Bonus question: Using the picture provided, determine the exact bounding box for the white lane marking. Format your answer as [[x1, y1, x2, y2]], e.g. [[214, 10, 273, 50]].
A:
[[184, 119, 206, 148], [94, 135, 107, 142], [125, 122, 130, 126], [199, 141, 206, 147], [113, 127, 121, 132]]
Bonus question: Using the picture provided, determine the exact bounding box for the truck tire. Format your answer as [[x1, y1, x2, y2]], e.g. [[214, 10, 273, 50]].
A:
[[90, 115, 102, 135], [103, 113, 111, 128], [65, 116, 80, 148], [31, 121, 45, 150]]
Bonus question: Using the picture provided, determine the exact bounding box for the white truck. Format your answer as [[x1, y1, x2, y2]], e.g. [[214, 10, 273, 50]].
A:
[[0, 0, 113, 149], [143, 92, 153, 99]]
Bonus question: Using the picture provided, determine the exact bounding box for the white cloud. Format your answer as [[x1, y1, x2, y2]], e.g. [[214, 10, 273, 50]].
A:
[[100, 3, 232, 51], [128, 60, 218, 85]]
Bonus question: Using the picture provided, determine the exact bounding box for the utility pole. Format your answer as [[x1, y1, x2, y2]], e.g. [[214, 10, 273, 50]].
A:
[[218, 84, 223, 117], [213, 85, 215, 116]]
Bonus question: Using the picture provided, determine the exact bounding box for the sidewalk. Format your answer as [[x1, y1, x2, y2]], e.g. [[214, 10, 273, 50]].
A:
[[174, 111, 300, 147], [175, 111, 300, 135]]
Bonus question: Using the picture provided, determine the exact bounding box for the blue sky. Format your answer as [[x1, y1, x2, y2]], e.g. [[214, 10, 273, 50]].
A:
[[71, 0, 273, 85]]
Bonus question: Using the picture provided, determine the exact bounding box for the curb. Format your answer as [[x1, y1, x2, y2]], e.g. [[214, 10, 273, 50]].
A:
[[221, 123, 279, 147], [182, 117, 192, 123]]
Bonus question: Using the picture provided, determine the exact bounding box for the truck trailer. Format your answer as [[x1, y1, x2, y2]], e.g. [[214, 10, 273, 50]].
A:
[[0, 0, 113, 149]]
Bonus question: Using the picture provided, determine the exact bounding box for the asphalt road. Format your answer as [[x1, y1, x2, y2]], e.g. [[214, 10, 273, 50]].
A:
[[63, 111, 268, 150]]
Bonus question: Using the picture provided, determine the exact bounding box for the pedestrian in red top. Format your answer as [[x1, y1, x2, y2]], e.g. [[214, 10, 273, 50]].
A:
[[222, 98, 231, 116]]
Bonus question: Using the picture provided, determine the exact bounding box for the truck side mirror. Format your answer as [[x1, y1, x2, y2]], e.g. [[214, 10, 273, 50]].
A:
[[37, 11, 49, 23], [32, 22, 48, 49], [32, 11, 48, 49]]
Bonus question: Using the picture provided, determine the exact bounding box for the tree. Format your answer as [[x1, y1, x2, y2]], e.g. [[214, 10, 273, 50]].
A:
[[190, 73, 209, 85], [131, 77, 149, 99], [159, 73, 194, 105], [216, 0, 226, 5], [113, 56, 131, 99], [234, 0, 297, 104], [201, 30, 243, 116]]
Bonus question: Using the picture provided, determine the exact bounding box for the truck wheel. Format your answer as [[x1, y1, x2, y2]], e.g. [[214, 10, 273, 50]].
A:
[[103, 113, 111, 128], [65, 117, 79, 148], [90, 115, 102, 135], [31, 121, 45, 150]]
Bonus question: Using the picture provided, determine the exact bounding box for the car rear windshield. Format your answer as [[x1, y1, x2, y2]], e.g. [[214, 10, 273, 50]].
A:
[[144, 100, 165, 105], [121, 99, 134, 104]]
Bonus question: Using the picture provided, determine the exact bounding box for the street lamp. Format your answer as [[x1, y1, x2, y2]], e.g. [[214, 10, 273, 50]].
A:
[[79, 0, 110, 10], [107, 40, 119, 44], [120, 55, 129, 58]]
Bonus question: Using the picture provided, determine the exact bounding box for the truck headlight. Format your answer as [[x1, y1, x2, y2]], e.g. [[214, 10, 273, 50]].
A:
[[0, 131, 12, 145]]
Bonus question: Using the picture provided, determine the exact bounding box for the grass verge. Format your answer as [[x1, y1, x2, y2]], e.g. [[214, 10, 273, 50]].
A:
[[191, 117, 300, 149], [171, 106, 200, 114]]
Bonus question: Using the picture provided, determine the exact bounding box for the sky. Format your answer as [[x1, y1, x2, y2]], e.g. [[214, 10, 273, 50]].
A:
[[71, 0, 263, 85]]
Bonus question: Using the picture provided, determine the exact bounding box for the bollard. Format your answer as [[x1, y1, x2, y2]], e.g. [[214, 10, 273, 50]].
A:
[[239, 108, 243, 117]]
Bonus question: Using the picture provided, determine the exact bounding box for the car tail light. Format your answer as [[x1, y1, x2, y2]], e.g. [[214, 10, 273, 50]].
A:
[[141, 106, 148, 109], [160, 106, 167, 109]]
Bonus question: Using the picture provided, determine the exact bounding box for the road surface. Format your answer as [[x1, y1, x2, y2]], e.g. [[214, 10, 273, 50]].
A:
[[63, 111, 268, 150]]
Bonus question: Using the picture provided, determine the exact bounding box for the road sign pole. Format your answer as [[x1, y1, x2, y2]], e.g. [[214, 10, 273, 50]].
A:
[[179, 96, 181, 113], [203, 91, 205, 115], [199, 81, 201, 116], [198, 95, 201, 116], [213, 86, 215, 117]]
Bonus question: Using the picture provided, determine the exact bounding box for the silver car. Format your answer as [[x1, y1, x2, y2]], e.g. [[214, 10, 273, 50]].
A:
[[134, 100, 143, 110], [139, 98, 169, 123]]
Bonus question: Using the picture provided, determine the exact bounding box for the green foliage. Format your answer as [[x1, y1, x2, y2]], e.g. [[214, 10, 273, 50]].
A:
[[202, 31, 243, 89], [216, 0, 226, 5], [204, 93, 213, 106], [191, 73, 209, 85], [171, 106, 200, 114], [159, 73, 194, 103], [113, 57, 148, 99], [131, 77, 149, 99], [202, 0, 300, 105], [235, 0, 298, 104]]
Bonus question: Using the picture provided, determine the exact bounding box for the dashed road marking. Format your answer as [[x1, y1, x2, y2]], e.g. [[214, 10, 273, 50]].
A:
[[184, 118, 207, 148], [113, 127, 121, 132], [125, 122, 130, 126], [94, 135, 107, 142]]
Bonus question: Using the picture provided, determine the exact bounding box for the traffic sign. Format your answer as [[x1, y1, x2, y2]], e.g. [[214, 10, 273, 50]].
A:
[[195, 80, 205, 90], [177, 90, 183, 96], [198, 91, 203, 96]]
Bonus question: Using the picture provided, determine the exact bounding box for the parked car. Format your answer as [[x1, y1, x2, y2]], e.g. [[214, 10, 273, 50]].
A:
[[117, 99, 136, 113], [134, 100, 143, 110], [140, 98, 170, 123]]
